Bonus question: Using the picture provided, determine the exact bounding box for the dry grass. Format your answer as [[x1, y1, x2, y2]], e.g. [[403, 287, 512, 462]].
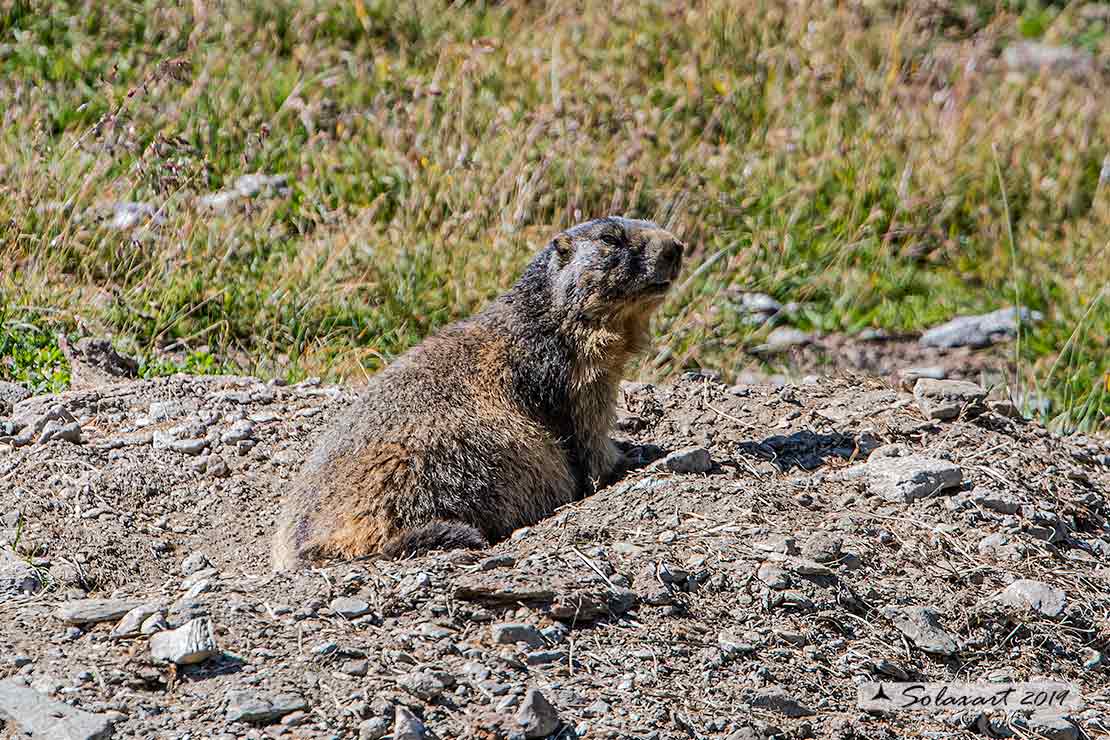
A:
[[0, 0, 1107, 431]]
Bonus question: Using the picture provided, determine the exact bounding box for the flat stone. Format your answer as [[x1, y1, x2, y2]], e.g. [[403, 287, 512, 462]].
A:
[[1015, 711, 1078, 740], [226, 690, 307, 724], [913, 379, 986, 420], [841, 455, 962, 503], [58, 599, 144, 625], [392, 706, 426, 740], [0, 678, 114, 739], [330, 596, 371, 619], [515, 688, 560, 738], [149, 617, 219, 665], [881, 606, 959, 656], [663, 446, 713, 474], [751, 686, 815, 717], [491, 622, 545, 648], [995, 579, 1067, 618], [920, 307, 1040, 349]]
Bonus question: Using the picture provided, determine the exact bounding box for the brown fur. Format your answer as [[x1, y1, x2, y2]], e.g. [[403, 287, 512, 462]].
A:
[[272, 217, 683, 569]]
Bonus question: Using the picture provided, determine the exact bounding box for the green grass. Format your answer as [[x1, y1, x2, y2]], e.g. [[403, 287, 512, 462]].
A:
[[1, 0, 1107, 432]]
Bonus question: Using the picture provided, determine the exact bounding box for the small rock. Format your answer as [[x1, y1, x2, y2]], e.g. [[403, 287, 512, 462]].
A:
[[913, 379, 986, 421], [140, 613, 168, 635], [180, 552, 211, 576], [491, 623, 545, 648], [392, 706, 427, 740], [664, 446, 713, 474], [221, 420, 255, 444], [756, 563, 790, 590], [1081, 649, 1104, 670], [757, 326, 814, 352], [359, 716, 391, 740], [330, 596, 371, 619], [751, 686, 815, 717], [226, 690, 307, 724], [1003, 41, 1093, 75], [515, 688, 560, 738], [881, 606, 959, 656], [994, 579, 1067, 618], [718, 630, 758, 658], [206, 455, 230, 477], [0, 677, 115, 739], [109, 201, 161, 230], [920, 307, 1040, 349], [397, 670, 452, 701], [58, 599, 144, 626], [841, 455, 962, 503], [896, 366, 946, 390], [801, 532, 842, 563], [111, 603, 164, 638], [978, 533, 1027, 561], [1015, 711, 1078, 740], [149, 617, 219, 665]]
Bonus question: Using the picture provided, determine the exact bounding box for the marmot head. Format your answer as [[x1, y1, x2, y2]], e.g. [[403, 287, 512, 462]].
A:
[[546, 216, 685, 323]]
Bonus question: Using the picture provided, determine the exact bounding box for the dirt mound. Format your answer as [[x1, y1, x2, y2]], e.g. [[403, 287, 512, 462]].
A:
[[0, 373, 1108, 739]]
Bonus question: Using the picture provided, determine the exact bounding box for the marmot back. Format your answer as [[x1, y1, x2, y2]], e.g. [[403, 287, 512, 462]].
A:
[[272, 217, 684, 569]]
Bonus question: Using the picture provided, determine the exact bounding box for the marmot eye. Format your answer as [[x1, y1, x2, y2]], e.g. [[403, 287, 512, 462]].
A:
[[599, 233, 622, 247]]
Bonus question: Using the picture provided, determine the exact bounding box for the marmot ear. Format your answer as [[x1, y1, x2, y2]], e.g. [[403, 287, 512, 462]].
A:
[[552, 234, 574, 262]]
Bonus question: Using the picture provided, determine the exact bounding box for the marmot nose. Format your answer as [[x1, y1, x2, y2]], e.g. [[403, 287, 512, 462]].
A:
[[659, 239, 684, 272]]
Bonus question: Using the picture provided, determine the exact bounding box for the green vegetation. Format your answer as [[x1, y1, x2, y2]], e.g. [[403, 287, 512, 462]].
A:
[[1, 0, 1106, 431]]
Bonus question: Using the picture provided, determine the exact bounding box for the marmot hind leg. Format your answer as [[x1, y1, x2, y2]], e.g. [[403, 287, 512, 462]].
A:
[[381, 520, 490, 559]]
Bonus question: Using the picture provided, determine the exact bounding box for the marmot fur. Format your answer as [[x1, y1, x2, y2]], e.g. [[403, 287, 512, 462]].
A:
[[272, 217, 684, 569]]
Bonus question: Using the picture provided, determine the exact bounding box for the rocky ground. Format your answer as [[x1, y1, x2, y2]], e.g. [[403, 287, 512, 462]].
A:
[[0, 370, 1109, 740]]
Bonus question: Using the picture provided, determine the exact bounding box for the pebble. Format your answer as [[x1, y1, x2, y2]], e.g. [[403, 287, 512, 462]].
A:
[[149, 617, 219, 665], [181, 552, 212, 576], [392, 706, 427, 740], [491, 623, 545, 648], [221, 420, 255, 444], [226, 690, 307, 724], [663, 446, 713, 474], [397, 670, 452, 701], [515, 688, 560, 738], [359, 716, 391, 740], [330, 596, 371, 619], [111, 602, 164, 638], [978, 533, 1027, 561], [881, 606, 959, 656], [913, 379, 986, 420], [994, 579, 1067, 618], [800, 532, 841, 563], [140, 612, 168, 635], [206, 455, 230, 477], [718, 630, 758, 658], [756, 563, 790, 590], [751, 686, 815, 717]]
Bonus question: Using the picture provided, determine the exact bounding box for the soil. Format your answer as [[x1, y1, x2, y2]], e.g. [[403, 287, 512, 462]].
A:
[[0, 372, 1108, 740]]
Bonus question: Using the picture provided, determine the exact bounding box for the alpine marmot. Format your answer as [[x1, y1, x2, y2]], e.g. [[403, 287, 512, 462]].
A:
[[272, 216, 684, 569]]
